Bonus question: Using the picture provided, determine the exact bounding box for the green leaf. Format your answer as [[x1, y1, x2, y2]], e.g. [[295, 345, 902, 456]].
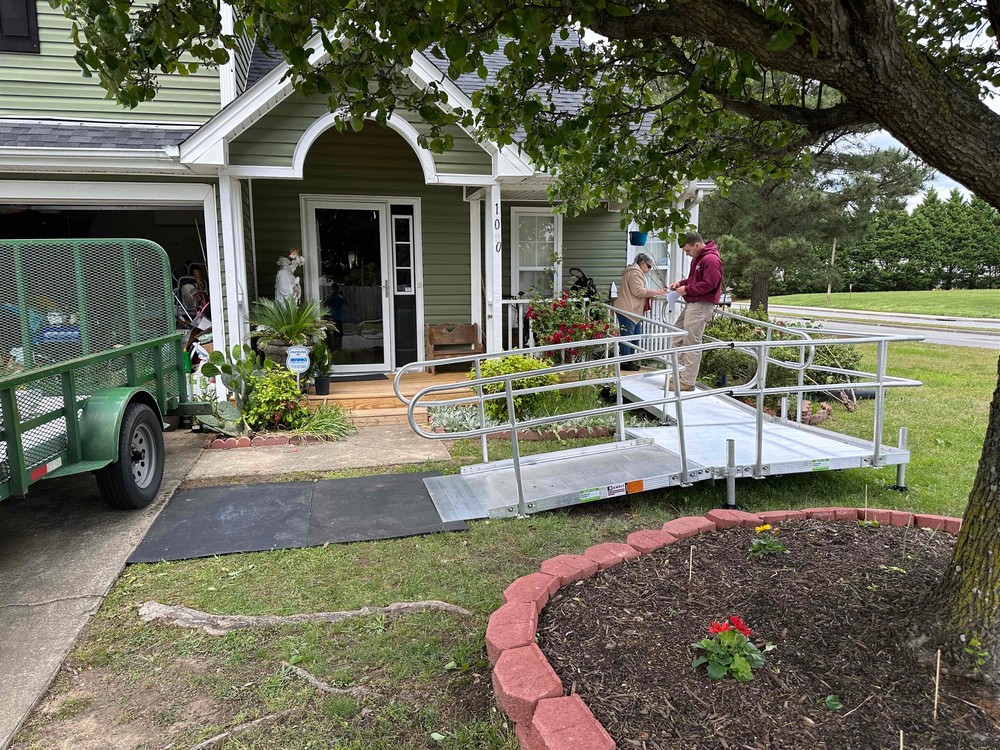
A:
[[767, 28, 798, 52], [444, 660, 458, 670], [430, 732, 446, 742], [824, 694, 844, 710], [810, 34, 820, 57], [707, 661, 728, 680]]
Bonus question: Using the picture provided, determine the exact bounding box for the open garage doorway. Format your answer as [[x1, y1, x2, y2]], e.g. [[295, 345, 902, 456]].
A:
[[0, 205, 214, 356]]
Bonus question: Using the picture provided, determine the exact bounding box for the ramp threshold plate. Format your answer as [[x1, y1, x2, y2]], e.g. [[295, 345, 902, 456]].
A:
[[424, 440, 694, 521]]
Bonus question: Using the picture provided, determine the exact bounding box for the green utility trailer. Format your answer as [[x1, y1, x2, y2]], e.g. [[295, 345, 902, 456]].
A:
[[1, 239, 192, 509]]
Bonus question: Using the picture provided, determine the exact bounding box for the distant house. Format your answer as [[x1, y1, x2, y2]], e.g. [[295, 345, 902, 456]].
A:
[[0, 3, 712, 372]]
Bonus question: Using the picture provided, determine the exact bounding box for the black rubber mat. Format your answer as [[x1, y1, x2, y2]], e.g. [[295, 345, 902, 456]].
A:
[[128, 472, 465, 563]]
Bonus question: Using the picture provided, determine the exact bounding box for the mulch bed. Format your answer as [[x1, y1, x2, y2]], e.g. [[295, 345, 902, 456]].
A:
[[538, 520, 1000, 749]]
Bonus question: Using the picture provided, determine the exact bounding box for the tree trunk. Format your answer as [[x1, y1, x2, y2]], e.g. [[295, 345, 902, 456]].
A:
[[927, 354, 1000, 677], [749, 270, 770, 313]]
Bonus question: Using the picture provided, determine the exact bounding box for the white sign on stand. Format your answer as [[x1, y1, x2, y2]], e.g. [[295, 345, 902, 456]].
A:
[[285, 346, 311, 374]]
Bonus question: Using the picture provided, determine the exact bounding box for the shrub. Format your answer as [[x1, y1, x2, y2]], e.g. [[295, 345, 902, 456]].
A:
[[699, 311, 862, 399], [472, 354, 559, 422], [243, 368, 309, 431]]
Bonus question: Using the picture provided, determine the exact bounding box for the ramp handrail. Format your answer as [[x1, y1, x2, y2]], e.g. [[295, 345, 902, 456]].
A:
[[394, 304, 922, 515]]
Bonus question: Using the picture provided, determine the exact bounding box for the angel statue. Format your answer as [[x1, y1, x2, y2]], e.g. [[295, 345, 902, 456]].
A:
[[274, 248, 304, 305]]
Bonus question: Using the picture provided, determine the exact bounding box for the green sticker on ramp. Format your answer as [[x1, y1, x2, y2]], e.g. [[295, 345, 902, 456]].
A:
[[812, 459, 831, 471], [579, 488, 601, 502]]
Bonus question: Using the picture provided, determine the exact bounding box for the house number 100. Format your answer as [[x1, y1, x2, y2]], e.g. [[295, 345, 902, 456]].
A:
[[494, 202, 501, 253]]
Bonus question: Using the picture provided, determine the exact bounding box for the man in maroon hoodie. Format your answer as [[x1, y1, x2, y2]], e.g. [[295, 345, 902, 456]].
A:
[[668, 232, 724, 390]]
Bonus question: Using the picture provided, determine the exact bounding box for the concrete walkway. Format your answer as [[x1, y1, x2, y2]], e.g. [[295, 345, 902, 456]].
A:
[[0, 430, 203, 749], [184, 425, 451, 483]]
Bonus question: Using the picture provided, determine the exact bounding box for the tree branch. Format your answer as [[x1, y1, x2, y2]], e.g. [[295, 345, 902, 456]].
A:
[[717, 96, 872, 133], [988, 0, 1000, 44]]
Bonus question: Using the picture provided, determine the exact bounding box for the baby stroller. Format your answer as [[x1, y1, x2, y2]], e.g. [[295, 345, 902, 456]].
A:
[[568, 267, 600, 300]]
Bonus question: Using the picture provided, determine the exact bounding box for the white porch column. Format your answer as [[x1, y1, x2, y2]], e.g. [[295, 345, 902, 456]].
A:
[[484, 183, 503, 352], [470, 198, 483, 331], [218, 174, 247, 346]]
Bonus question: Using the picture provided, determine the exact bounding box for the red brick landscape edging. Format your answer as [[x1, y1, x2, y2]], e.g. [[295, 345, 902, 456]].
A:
[[202, 434, 329, 450], [489, 507, 963, 749]]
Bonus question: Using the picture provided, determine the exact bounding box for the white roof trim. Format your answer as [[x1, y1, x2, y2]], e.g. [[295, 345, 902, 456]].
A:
[[225, 110, 495, 185], [408, 51, 536, 178], [0, 180, 213, 205], [179, 35, 534, 178], [0, 147, 192, 175]]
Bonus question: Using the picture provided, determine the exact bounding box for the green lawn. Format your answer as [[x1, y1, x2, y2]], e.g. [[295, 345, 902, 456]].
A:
[[770, 289, 1000, 318], [12, 343, 998, 750]]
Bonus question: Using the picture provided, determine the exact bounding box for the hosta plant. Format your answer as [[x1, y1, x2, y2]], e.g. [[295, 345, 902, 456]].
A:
[[692, 616, 770, 682]]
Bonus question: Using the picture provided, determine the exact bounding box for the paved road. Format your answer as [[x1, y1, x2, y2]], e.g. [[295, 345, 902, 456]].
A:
[[733, 303, 1000, 349], [0, 430, 203, 750], [761, 304, 1000, 331]]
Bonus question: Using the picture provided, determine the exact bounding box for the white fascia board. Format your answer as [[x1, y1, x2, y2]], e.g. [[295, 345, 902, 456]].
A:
[[0, 147, 193, 175], [0, 180, 214, 205], [408, 51, 538, 177]]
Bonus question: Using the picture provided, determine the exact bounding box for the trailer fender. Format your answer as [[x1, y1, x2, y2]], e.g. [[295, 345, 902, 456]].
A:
[[79, 388, 163, 464]]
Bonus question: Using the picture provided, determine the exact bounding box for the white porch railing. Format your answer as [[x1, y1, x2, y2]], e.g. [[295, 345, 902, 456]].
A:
[[501, 295, 678, 354]]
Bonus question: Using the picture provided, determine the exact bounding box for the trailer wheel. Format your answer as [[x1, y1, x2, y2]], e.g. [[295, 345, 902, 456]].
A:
[[96, 402, 164, 510]]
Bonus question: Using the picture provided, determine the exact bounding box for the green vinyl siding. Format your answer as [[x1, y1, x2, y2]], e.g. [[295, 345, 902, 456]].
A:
[[229, 93, 492, 175], [0, 2, 219, 122], [249, 125, 472, 325], [502, 205, 625, 297], [562, 209, 628, 294]]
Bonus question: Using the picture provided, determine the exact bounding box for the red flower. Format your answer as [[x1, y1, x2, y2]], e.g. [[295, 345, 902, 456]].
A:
[[707, 620, 731, 636], [729, 616, 753, 637]]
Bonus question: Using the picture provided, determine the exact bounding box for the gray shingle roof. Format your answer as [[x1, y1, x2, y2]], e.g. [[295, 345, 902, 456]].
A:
[[242, 31, 587, 116], [0, 120, 197, 150], [246, 43, 284, 89]]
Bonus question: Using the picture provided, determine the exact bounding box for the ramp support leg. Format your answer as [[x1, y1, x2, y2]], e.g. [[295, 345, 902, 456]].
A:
[[505, 381, 528, 516], [889, 426, 909, 492], [724, 439, 737, 508]]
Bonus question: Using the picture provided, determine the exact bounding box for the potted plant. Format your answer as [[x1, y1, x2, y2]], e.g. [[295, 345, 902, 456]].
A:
[[248, 297, 330, 364], [309, 340, 334, 395], [629, 230, 649, 246]]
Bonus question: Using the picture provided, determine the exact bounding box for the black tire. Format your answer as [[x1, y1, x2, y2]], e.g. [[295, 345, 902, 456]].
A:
[[95, 402, 164, 510]]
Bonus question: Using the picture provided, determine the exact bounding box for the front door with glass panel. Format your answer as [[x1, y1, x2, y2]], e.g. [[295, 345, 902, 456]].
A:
[[304, 200, 391, 372]]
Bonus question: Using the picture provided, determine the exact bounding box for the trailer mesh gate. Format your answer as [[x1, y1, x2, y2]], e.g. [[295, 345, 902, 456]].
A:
[[0, 239, 180, 488]]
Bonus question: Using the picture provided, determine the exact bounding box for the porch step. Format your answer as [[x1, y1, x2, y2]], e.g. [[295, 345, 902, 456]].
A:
[[350, 406, 430, 428]]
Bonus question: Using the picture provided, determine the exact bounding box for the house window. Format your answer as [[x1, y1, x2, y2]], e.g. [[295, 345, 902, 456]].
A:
[[0, 0, 40, 53], [392, 212, 414, 294], [511, 208, 562, 296]]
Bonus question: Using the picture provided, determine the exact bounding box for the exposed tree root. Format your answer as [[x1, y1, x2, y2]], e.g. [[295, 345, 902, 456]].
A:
[[139, 599, 473, 636], [187, 708, 297, 750], [283, 661, 380, 699]]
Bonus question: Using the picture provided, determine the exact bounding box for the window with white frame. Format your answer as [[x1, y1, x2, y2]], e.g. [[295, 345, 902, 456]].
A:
[[512, 208, 562, 297]]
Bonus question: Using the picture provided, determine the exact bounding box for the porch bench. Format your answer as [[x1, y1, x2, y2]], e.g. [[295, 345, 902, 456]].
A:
[[425, 323, 484, 374]]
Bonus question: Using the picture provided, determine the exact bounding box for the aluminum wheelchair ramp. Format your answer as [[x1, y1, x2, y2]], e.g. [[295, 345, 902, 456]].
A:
[[424, 439, 694, 521], [620, 373, 909, 476]]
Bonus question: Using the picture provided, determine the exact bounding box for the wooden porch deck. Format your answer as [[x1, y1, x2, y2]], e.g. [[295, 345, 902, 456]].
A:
[[304, 369, 474, 427]]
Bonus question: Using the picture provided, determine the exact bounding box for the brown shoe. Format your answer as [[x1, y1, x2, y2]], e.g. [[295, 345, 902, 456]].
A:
[[668, 380, 695, 392]]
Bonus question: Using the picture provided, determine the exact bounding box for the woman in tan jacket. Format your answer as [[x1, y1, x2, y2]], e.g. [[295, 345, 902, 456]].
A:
[[617, 252, 667, 370]]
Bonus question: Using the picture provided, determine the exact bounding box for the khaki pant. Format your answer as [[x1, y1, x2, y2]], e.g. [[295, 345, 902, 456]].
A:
[[674, 301, 716, 387]]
